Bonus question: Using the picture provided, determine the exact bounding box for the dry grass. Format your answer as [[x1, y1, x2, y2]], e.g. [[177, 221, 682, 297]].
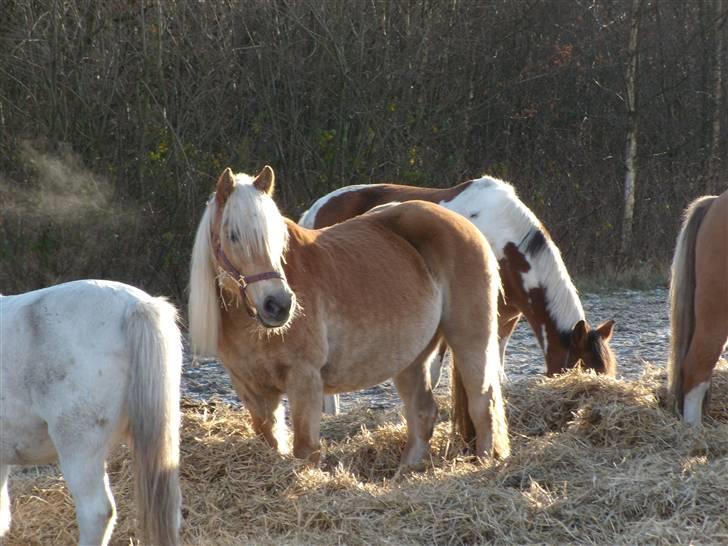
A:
[[5, 360, 728, 545]]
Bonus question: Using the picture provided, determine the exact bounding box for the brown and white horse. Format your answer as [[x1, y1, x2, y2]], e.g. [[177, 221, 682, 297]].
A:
[[668, 189, 728, 424], [189, 167, 509, 465], [299, 178, 617, 413]]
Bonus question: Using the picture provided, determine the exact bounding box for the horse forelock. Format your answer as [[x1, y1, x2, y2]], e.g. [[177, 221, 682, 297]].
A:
[[221, 174, 289, 264]]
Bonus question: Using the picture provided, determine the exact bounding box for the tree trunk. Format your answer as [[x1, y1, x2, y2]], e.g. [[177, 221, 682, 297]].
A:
[[707, 0, 724, 195], [620, 0, 643, 258]]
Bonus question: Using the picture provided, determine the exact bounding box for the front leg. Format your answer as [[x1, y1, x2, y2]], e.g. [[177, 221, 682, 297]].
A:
[[287, 367, 324, 463], [249, 399, 289, 455], [228, 372, 289, 454], [0, 464, 11, 536]]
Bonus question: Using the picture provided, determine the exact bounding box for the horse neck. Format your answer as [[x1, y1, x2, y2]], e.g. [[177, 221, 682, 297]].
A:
[[483, 186, 584, 372], [525, 250, 584, 373], [540, 314, 575, 375]]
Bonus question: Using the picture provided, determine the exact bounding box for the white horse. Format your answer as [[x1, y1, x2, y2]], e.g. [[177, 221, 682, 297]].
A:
[[0, 280, 182, 546]]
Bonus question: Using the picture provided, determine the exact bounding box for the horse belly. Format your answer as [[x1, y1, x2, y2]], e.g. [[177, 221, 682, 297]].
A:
[[322, 299, 442, 393]]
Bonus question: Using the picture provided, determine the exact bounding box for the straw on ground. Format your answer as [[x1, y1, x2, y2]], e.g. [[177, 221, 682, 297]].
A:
[[6, 361, 728, 545]]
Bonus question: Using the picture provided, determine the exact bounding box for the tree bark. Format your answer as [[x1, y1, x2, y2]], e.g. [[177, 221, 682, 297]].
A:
[[620, 0, 643, 258], [707, 0, 724, 195]]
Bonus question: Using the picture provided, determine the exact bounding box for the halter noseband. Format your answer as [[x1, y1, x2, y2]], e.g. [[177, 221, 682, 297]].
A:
[[213, 234, 283, 318]]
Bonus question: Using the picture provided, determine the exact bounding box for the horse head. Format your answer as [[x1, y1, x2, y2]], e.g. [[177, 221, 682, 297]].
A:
[[211, 166, 296, 329], [564, 319, 617, 376]]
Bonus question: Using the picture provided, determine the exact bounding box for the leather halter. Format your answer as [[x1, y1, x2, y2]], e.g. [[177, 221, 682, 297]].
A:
[[212, 232, 283, 318]]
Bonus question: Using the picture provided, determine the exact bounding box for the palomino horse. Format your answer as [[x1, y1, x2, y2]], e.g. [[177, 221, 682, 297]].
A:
[[189, 167, 509, 465], [0, 280, 182, 546], [299, 177, 617, 414], [668, 189, 728, 424]]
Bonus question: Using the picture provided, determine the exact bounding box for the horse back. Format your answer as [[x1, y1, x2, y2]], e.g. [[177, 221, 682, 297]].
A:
[[0, 281, 141, 463], [304, 181, 474, 229], [364, 200, 499, 325]]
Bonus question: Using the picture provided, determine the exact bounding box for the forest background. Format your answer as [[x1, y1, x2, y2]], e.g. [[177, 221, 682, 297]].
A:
[[1, 0, 726, 304]]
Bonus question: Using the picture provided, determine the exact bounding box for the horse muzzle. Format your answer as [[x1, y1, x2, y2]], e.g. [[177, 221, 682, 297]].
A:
[[257, 291, 294, 328]]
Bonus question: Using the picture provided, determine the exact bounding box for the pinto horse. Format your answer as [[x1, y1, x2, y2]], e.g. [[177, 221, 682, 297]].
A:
[[668, 189, 728, 424], [0, 280, 182, 546], [299, 177, 617, 414], [189, 167, 509, 465]]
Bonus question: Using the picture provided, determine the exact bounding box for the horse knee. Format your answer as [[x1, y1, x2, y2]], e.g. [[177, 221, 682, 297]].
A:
[[75, 494, 116, 546]]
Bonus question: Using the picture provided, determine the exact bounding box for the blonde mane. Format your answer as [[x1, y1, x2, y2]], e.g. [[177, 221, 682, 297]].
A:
[[189, 200, 220, 356]]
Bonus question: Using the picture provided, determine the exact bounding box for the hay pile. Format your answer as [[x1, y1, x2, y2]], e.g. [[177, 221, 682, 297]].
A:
[[6, 361, 728, 545]]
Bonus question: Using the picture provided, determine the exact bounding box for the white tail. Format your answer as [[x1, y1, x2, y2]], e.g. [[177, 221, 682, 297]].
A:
[[668, 195, 716, 414], [124, 297, 182, 545]]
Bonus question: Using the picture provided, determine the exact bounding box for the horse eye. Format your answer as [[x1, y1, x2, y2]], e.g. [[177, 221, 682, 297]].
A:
[[229, 230, 239, 243]]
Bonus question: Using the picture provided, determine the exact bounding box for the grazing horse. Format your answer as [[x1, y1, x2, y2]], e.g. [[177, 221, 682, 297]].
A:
[[189, 167, 509, 465], [668, 189, 728, 424], [299, 177, 617, 414], [0, 280, 182, 546]]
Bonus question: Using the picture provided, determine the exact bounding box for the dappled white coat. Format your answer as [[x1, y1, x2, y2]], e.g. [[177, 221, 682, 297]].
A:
[[0, 280, 182, 546]]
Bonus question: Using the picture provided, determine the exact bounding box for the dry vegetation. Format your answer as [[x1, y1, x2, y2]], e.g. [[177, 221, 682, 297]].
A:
[[2, 1, 726, 296], [6, 361, 728, 545]]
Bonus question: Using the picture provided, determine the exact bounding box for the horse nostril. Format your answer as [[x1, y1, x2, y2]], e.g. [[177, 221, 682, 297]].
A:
[[263, 295, 291, 322], [264, 296, 281, 316]]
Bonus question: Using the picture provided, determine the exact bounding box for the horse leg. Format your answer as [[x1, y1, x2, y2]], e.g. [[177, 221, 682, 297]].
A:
[[682, 265, 728, 424], [57, 449, 116, 546], [322, 394, 340, 416], [428, 341, 449, 390], [248, 400, 288, 455], [681, 331, 728, 425], [286, 367, 324, 462], [0, 464, 10, 536], [229, 375, 289, 454], [393, 347, 439, 467], [448, 341, 509, 459], [497, 303, 522, 370]]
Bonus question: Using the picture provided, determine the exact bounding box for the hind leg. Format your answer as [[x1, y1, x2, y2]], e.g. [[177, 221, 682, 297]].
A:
[[681, 331, 727, 424], [56, 448, 116, 546], [322, 394, 340, 416], [428, 340, 449, 390], [682, 267, 728, 424], [498, 304, 522, 369], [0, 464, 10, 536], [393, 346, 439, 467], [448, 337, 509, 459]]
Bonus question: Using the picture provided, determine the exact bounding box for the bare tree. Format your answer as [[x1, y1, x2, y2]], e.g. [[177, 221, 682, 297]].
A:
[[707, 0, 725, 195], [620, 0, 643, 257]]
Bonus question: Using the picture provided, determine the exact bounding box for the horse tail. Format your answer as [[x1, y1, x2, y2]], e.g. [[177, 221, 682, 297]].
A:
[[450, 363, 475, 448], [124, 297, 182, 546], [668, 195, 716, 413], [450, 345, 510, 459], [450, 239, 510, 459]]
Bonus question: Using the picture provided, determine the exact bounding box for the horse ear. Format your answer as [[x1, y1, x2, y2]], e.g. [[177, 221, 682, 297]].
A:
[[253, 165, 275, 196], [595, 319, 615, 342], [215, 168, 235, 206], [570, 319, 589, 349]]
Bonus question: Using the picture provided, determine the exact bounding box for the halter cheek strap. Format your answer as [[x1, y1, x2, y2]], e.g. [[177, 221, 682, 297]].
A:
[[212, 235, 283, 318]]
